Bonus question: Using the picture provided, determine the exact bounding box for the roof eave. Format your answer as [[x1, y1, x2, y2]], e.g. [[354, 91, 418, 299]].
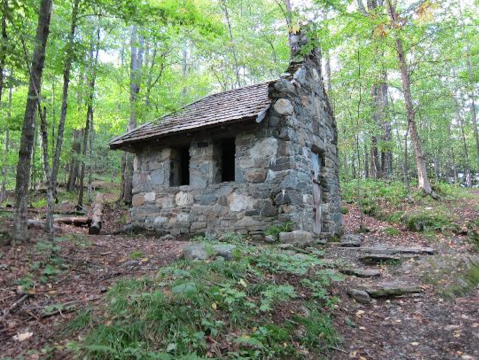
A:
[[109, 113, 266, 152]]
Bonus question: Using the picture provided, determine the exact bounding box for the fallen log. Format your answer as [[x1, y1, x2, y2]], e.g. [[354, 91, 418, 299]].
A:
[[27, 216, 90, 229], [27, 219, 62, 233], [89, 194, 104, 235], [54, 216, 91, 226]]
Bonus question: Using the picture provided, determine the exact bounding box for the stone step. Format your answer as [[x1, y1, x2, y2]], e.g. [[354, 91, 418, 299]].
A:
[[340, 268, 381, 278], [356, 282, 423, 298], [340, 234, 362, 247], [360, 246, 436, 255], [359, 254, 401, 265]]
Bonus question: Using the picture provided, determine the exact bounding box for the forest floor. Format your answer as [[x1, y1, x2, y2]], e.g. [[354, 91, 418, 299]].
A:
[[0, 186, 478, 359], [329, 203, 479, 360]]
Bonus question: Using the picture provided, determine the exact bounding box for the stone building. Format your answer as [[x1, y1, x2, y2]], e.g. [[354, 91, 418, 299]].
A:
[[110, 29, 342, 238]]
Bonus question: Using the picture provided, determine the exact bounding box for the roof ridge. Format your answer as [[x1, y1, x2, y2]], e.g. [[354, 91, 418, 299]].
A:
[[110, 79, 275, 148], [147, 80, 275, 126]]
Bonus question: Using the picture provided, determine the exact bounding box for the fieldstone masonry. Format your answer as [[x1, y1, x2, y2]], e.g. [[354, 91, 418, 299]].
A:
[[125, 26, 342, 237]]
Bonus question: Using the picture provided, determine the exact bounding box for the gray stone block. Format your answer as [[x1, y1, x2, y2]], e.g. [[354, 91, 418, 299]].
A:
[[279, 230, 314, 247]]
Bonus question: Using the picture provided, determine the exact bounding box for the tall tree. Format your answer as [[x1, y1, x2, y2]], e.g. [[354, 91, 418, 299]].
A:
[[457, 1, 479, 176], [78, 26, 100, 208], [120, 25, 144, 205], [51, 0, 80, 197], [0, 0, 7, 106], [385, 0, 437, 198], [220, 0, 241, 88], [13, 0, 53, 243]]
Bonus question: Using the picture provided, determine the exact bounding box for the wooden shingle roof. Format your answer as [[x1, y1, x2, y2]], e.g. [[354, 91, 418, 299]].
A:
[[110, 81, 274, 150]]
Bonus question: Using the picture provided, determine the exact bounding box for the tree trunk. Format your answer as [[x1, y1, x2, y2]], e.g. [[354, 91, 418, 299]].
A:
[[467, 57, 479, 174], [145, 45, 157, 107], [52, 0, 80, 197], [0, 0, 7, 106], [13, 0, 53, 243], [120, 26, 144, 205], [221, 0, 241, 88], [378, 80, 392, 178], [386, 0, 436, 198], [404, 130, 413, 203], [364, 1, 390, 180], [39, 106, 55, 240], [456, 96, 472, 187], [67, 129, 82, 191], [78, 27, 100, 208], [87, 100, 94, 204], [77, 111, 90, 208], [0, 83, 11, 204], [364, 143, 369, 179]]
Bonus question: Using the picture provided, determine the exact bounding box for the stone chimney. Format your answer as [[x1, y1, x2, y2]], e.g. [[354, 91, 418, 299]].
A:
[[286, 22, 322, 74], [266, 21, 342, 237]]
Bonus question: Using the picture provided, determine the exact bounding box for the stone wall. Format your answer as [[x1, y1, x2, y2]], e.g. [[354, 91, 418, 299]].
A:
[[129, 27, 342, 237], [130, 124, 294, 236]]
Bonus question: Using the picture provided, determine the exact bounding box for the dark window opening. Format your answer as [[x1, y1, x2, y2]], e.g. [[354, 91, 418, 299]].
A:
[[170, 146, 190, 186], [220, 138, 236, 182], [180, 147, 190, 185]]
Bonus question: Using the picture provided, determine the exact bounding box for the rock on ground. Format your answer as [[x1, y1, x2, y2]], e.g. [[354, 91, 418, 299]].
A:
[[265, 235, 276, 243], [279, 230, 314, 247], [359, 254, 401, 265], [347, 288, 371, 304], [360, 246, 436, 255], [340, 234, 362, 247], [182, 243, 237, 261], [357, 282, 423, 298], [340, 268, 381, 278]]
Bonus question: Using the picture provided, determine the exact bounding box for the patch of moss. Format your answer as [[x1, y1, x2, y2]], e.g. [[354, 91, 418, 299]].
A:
[[384, 227, 400, 236], [404, 210, 454, 232]]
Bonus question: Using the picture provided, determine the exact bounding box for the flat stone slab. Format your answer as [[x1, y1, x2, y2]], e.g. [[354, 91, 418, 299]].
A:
[[340, 268, 381, 278], [356, 282, 422, 298], [340, 234, 362, 247], [360, 246, 436, 255], [359, 254, 401, 265]]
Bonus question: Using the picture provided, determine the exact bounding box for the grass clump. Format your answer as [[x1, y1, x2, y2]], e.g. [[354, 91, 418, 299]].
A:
[[384, 227, 400, 236], [70, 246, 340, 359], [264, 221, 294, 241]]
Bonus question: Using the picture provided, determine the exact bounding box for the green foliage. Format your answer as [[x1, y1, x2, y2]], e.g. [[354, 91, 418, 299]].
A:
[[342, 180, 468, 234], [190, 234, 218, 243], [341, 180, 409, 207], [264, 222, 294, 241], [31, 198, 47, 208], [129, 251, 144, 259], [15, 274, 36, 292], [71, 246, 340, 359], [66, 309, 93, 335], [384, 227, 400, 236], [404, 210, 454, 233]]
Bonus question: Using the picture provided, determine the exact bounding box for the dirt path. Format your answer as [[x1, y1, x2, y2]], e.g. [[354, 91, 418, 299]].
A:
[[329, 206, 479, 360]]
